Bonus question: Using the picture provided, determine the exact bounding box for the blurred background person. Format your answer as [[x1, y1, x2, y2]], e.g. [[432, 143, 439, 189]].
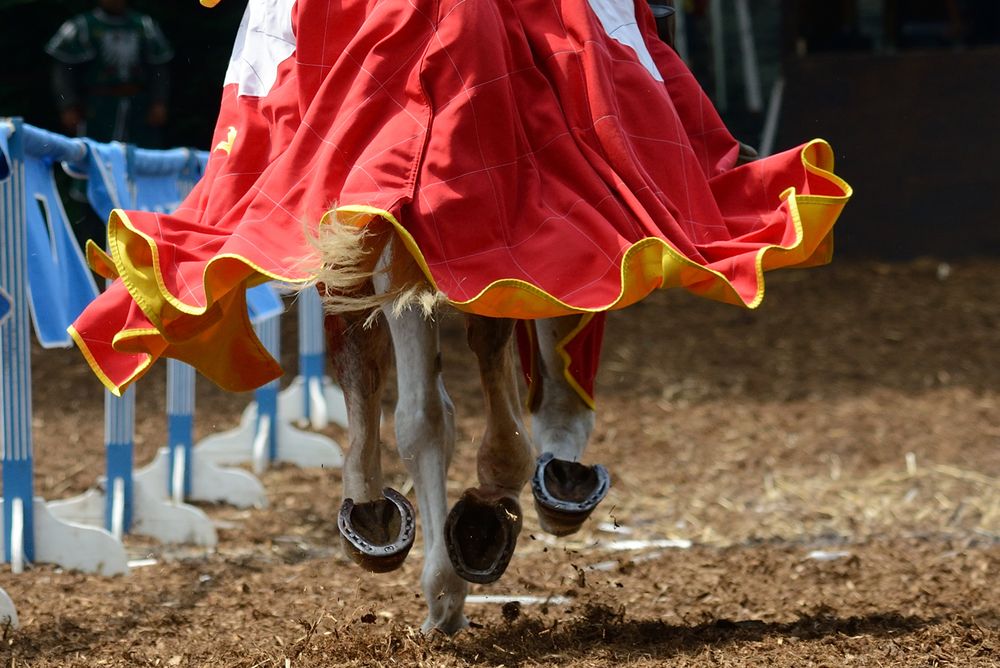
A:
[[46, 0, 173, 147], [44, 0, 174, 252]]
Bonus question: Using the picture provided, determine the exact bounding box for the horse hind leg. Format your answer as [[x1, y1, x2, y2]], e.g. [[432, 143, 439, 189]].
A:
[[529, 316, 609, 537], [330, 308, 416, 573], [444, 315, 534, 585]]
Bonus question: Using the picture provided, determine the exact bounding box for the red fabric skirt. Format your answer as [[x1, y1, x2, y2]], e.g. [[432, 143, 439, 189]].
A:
[[70, 0, 851, 399]]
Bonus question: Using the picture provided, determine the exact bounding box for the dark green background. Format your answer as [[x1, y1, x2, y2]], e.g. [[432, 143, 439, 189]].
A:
[[0, 0, 246, 149]]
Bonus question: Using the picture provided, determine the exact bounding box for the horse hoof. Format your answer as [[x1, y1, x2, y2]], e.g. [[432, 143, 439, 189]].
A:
[[445, 488, 522, 584], [338, 487, 415, 573], [532, 452, 610, 536]]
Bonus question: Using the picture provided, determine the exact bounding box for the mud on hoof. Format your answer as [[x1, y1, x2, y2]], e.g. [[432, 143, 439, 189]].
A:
[[532, 452, 610, 536], [445, 488, 523, 584], [338, 488, 416, 573]]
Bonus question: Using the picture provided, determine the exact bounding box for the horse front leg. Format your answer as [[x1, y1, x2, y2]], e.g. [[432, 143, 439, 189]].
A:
[[444, 315, 534, 584], [330, 309, 416, 573], [383, 302, 468, 634]]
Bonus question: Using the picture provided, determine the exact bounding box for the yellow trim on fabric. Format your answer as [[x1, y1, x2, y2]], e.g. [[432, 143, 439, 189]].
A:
[[107, 209, 309, 328], [554, 313, 598, 410], [68, 325, 152, 397], [86, 240, 118, 280], [98, 209, 310, 392], [333, 139, 851, 317], [111, 327, 166, 349]]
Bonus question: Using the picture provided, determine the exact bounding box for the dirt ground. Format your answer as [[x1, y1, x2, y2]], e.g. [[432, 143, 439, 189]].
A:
[[1, 258, 998, 667]]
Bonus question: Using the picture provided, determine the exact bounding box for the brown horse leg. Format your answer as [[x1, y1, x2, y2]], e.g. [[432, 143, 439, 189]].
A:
[[445, 315, 534, 584], [330, 308, 415, 573]]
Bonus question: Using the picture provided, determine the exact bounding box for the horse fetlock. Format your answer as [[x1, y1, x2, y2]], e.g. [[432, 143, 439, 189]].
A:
[[421, 553, 469, 634], [533, 411, 594, 461]]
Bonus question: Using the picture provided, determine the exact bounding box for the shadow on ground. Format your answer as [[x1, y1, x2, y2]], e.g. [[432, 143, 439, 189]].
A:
[[441, 603, 930, 664]]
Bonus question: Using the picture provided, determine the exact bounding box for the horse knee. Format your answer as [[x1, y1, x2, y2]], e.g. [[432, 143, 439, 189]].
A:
[[395, 396, 451, 461]]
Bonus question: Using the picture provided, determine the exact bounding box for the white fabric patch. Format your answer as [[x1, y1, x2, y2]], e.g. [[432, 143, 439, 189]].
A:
[[224, 0, 297, 97], [586, 0, 663, 82]]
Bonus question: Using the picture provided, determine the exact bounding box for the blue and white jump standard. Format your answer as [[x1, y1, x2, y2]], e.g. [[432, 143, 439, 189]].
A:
[[0, 120, 214, 550], [47, 139, 219, 546], [0, 119, 128, 576], [126, 147, 268, 509]]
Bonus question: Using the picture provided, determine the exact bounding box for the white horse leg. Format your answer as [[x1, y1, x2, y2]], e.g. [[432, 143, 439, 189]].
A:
[[384, 302, 468, 634], [530, 316, 609, 536], [331, 309, 416, 572], [444, 316, 534, 584], [532, 316, 597, 461]]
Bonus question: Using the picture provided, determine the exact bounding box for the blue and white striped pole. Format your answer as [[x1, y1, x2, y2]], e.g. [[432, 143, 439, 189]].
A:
[[166, 360, 195, 501], [1, 119, 35, 568], [127, 147, 266, 509], [165, 154, 200, 500], [298, 288, 328, 428], [104, 387, 136, 538], [253, 315, 281, 474], [276, 288, 349, 429]]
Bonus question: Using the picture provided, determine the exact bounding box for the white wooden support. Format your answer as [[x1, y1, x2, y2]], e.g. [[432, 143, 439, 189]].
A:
[[196, 313, 344, 471], [277, 287, 348, 430], [47, 477, 217, 548], [1, 118, 128, 575], [48, 386, 218, 548], [0, 587, 16, 628], [1, 497, 128, 575], [133, 360, 267, 508]]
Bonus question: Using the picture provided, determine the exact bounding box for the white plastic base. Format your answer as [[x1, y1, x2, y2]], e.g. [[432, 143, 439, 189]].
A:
[[0, 497, 128, 576], [196, 401, 344, 472], [46, 475, 217, 548], [134, 447, 267, 509], [0, 588, 17, 628], [277, 375, 349, 430]]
